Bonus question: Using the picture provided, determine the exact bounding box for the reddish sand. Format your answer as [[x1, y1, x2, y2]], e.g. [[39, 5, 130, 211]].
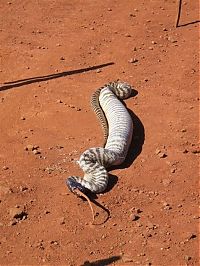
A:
[[0, 1, 199, 265]]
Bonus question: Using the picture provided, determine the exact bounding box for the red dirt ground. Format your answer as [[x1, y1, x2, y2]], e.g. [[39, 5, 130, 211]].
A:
[[0, 1, 199, 265]]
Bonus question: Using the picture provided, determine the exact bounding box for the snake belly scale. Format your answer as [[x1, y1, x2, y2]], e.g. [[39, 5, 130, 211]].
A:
[[66, 81, 133, 195]]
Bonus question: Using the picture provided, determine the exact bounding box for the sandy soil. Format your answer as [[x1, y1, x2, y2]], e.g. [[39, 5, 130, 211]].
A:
[[0, 1, 199, 265]]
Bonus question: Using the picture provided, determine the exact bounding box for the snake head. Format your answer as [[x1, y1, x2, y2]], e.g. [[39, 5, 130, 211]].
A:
[[66, 176, 91, 196]]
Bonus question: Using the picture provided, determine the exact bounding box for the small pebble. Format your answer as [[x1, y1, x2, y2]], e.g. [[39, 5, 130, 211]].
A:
[[128, 58, 138, 63], [2, 166, 9, 170], [32, 149, 41, 155], [131, 214, 140, 221], [96, 69, 101, 73], [25, 144, 34, 151], [56, 99, 63, 103], [184, 255, 192, 261]]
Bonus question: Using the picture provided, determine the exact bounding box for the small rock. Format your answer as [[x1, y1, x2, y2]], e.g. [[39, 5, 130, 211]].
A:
[[2, 166, 9, 170], [56, 99, 63, 103], [181, 128, 187, 132], [158, 152, 167, 158], [9, 206, 28, 220], [184, 255, 192, 261], [60, 56, 65, 60], [76, 107, 81, 111], [107, 8, 112, 11], [25, 144, 34, 151], [155, 148, 161, 155], [96, 69, 101, 73], [186, 233, 197, 241], [131, 214, 140, 221], [163, 202, 172, 210], [129, 13, 136, 17], [58, 217, 65, 225], [20, 116, 26, 120], [128, 58, 138, 63], [191, 149, 200, 154], [125, 33, 131, 37], [19, 186, 28, 192], [32, 149, 41, 155]]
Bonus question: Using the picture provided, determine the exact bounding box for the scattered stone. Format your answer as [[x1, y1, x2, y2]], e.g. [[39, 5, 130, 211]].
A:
[[128, 58, 138, 63], [76, 107, 81, 111], [155, 148, 167, 158], [20, 116, 26, 120], [191, 149, 200, 154], [184, 255, 192, 261], [151, 41, 157, 44], [2, 166, 9, 170], [9, 206, 28, 221], [58, 217, 65, 225], [19, 185, 28, 193], [32, 149, 40, 155], [186, 233, 197, 241], [163, 202, 172, 210], [125, 33, 131, 37], [56, 99, 63, 103], [60, 56, 65, 60], [131, 214, 140, 221], [107, 8, 112, 11], [56, 145, 64, 149], [25, 144, 34, 151], [148, 46, 153, 50], [170, 168, 176, 173], [181, 128, 187, 132], [44, 210, 50, 215], [96, 69, 101, 73], [182, 149, 189, 154], [50, 240, 59, 246]]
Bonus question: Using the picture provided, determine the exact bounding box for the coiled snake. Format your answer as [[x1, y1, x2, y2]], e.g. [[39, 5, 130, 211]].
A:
[[66, 81, 133, 223]]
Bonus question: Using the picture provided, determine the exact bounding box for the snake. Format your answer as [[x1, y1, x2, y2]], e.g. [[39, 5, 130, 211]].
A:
[[66, 81, 133, 222]]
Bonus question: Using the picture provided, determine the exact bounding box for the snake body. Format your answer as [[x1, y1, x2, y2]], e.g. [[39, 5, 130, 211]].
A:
[[66, 81, 133, 194]]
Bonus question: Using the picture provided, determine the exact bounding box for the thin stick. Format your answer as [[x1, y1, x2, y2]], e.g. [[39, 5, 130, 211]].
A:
[[176, 0, 183, 27], [75, 189, 96, 224]]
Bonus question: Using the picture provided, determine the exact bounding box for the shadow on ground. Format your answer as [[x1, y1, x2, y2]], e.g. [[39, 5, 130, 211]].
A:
[[81, 255, 121, 266], [0, 62, 114, 91]]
